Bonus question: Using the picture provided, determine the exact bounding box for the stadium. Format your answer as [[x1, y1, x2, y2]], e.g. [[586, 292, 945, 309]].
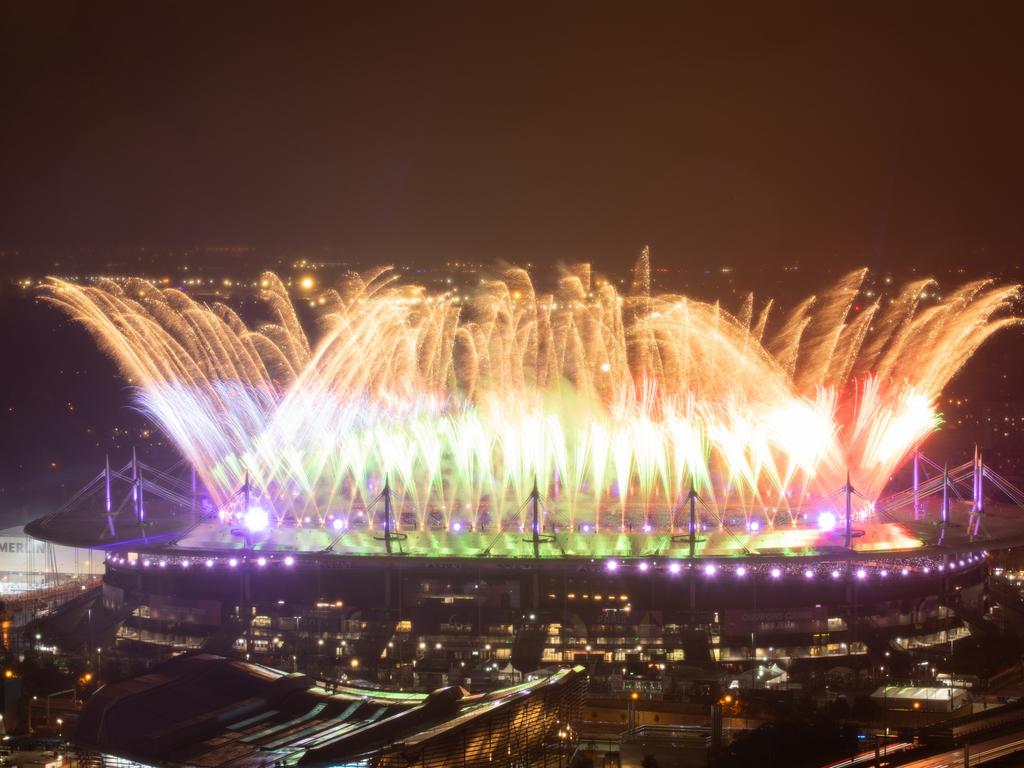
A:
[[25, 261, 1024, 698]]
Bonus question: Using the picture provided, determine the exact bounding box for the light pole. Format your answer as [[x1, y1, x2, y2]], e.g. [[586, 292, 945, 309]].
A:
[[46, 688, 76, 725]]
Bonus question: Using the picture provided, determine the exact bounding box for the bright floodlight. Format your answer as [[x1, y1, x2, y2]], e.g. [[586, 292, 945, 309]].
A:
[[205, 559, 214, 568], [257, 557, 267, 567], [332, 518, 345, 531], [669, 562, 681, 574], [244, 506, 269, 533], [638, 562, 649, 572], [284, 556, 295, 566], [605, 560, 619, 572], [770, 567, 781, 579], [704, 564, 716, 576], [736, 566, 747, 577], [817, 510, 837, 532], [452, 522, 462, 532], [856, 568, 867, 580], [748, 520, 760, 533], [804, 569, 814, 579]]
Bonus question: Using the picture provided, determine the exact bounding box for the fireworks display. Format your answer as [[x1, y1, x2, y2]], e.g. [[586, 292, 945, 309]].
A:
[[44, 253, 1018, 534]]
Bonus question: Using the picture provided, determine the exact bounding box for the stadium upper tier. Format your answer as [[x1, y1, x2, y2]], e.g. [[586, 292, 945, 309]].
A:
[[26, 469, 1024, 562]]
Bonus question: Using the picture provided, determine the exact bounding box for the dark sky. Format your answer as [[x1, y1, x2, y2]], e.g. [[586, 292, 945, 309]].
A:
[[1, 1, 1023, 272]]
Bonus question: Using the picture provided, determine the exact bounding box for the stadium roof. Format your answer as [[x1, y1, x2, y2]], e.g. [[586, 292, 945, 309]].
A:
[[75, 654, 586, 767]]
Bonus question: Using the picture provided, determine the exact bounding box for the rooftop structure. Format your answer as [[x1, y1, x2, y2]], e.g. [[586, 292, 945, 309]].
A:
[[76, 654, 586, 767]]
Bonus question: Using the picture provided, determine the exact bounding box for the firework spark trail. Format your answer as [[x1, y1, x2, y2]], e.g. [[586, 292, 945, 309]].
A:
[[43, 253, 1019, 532]]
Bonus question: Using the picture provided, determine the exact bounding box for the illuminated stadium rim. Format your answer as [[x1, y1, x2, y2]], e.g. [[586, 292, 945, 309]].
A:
[[103, 549, 990, 579]]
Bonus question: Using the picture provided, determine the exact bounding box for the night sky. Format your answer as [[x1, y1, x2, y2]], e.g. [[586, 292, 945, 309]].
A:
[[1, 1, 1023, 272], [2, 2, 1024, 523]]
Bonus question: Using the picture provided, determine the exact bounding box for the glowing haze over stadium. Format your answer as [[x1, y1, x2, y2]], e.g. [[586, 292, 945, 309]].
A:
[[44, 252, 1019, 535]]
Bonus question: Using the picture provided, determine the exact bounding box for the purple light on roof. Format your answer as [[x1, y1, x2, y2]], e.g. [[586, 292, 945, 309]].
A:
[[804, 569, 814, 579], [205, 559, 214, 568], [332, 518, 344, 531], [605, 560, 619, 572], [923, 567, 931, 574], [770, 567, 781, 579], [581, 523, 591, 533], [181, 560, 190, 568], [143, 560, 151, 568], [244, 506, 269, 533], [901, 568, 909, 576], [452, 522, 462, 532], [158, 560, 167, 568], [704, 564, 716, 576], [228, 558, 238, 568], [669, 562, 681, 575], [642, 523, 652, 533], [880, 570, 888, 577], [736, 566, 747, 577], [831, 569, 841, 579], [856, 569, 867, 580], [638, 562, 649, 572], [284, 556, 294, 566], [257, 557, 267, 567]]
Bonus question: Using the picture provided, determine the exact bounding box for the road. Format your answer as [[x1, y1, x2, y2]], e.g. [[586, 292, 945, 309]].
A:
[[822, 742, 915, 768], [900, 731, 1024, 767]]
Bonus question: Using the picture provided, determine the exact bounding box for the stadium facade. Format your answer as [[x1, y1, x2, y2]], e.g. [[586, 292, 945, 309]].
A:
[[24, 453, 1016, 698]]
